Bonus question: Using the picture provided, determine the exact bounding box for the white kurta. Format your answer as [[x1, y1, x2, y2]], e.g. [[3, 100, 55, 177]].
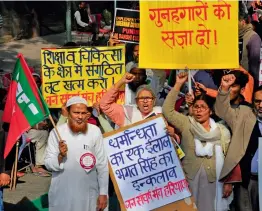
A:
[[45, 123, 108, 211]]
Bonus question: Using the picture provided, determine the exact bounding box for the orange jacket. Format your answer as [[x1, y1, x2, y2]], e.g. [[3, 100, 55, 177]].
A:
[[205, 66, 254, 103]]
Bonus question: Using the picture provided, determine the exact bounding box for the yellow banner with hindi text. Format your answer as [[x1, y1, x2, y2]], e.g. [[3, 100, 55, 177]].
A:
[[139, 1, 238, 69], [41, 46, 125, 108]]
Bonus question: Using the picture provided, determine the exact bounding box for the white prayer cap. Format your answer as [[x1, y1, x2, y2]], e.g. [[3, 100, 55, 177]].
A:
[[32, 72, 41, 79], [126, 62, 138, 72], [66, 96, 90, 107]]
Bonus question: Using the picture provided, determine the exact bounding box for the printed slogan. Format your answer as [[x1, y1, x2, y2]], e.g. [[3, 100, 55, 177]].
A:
[[41, 46, 125, 108], [114, 8, 140, 44], [104, 116, 191, 211], [139, 1, 238, 69]]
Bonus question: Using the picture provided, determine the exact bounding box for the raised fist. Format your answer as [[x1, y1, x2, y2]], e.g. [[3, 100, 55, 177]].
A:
[[221, 74, 236, 88], [176, 72, 188, 85], [121, 73, 135, 84]]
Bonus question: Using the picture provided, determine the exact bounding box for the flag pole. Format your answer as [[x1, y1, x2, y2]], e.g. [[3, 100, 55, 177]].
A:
[[48, 115, 63, 141], [10, 141, 19, 190], [9, 163, 14, 190]]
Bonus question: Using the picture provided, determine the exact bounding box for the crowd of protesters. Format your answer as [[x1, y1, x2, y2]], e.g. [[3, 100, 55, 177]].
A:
[[0, 1, 262, 211]]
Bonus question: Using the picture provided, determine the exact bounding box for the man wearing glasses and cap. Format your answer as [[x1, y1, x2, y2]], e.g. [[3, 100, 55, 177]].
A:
[[45, 96, 108, 211]]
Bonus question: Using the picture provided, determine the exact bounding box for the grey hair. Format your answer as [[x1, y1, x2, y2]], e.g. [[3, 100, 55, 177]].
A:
[[135, 85, 156, 99]]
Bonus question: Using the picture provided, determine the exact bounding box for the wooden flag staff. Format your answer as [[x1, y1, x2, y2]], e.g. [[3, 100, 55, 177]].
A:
[[9, 115, 62, 191], [9, 141, 19, 190], [48, 115, 63, 141]]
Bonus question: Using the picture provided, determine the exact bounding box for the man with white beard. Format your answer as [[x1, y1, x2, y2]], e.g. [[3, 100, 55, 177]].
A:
[[45, 96, 108, 211]]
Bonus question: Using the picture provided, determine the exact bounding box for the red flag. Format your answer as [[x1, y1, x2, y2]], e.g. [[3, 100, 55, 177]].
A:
[[2, 54, 50, 158]]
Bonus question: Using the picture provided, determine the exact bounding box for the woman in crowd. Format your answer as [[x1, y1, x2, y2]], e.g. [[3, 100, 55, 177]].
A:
[[100, 72, 161, 125], [100, 72, 179, 139], [163, 72, 234, 211]]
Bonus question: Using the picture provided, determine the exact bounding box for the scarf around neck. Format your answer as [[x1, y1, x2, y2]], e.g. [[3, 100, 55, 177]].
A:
[[188, 116, 221, 142], [188, 116, 221, 157], [239, 24, 253, 39]]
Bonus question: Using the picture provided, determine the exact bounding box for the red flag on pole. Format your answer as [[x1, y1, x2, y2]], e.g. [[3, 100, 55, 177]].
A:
[[2, 54, 50, 158]]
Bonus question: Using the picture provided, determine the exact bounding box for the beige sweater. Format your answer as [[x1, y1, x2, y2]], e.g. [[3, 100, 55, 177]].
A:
[[163, 88, 230, 182]]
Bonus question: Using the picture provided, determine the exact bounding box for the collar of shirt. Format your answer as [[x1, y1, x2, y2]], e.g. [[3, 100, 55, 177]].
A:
[[257, 118, 262, 134]]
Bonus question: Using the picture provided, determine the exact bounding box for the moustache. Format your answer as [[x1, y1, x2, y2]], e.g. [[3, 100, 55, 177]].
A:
[[68, 116, 88, 124]]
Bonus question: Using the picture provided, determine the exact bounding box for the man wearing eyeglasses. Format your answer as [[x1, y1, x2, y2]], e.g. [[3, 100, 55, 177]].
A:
[[215, 74, 262, 211]]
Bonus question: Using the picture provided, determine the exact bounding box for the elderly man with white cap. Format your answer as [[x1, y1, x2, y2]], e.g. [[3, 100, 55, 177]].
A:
[[45, 96, 108, 211]]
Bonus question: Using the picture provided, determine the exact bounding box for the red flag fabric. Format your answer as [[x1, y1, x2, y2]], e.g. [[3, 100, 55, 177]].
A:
[[2, 54, 50, 158]]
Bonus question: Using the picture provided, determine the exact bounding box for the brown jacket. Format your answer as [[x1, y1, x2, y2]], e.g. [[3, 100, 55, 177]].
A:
[[240, 28, 257, 73], [214, 89, 256, 180], [163, 88, 229, 182]]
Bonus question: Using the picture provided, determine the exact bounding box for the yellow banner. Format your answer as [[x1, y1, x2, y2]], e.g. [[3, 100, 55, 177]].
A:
[[41, 46, 125, 108], [139, 1, 238, 69]]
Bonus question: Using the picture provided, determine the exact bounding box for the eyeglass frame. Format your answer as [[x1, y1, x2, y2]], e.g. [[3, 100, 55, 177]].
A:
[[135, 96, 155, 102], [192, 104, 209, 112]]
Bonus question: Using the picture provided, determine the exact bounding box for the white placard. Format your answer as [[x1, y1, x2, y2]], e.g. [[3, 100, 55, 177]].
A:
[[104, 116, 191, 211]]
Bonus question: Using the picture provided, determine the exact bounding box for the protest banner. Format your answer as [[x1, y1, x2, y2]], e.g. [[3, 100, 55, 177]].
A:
[[114, 8, 139, 44], [139, 1, 238, 69], [103, 115, 196, 211], [41, 46, 125, 108]]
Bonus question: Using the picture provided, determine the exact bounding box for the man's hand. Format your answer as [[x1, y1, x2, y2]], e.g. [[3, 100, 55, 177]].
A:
[[166, 126, 176, 138], [176, 72, 188, 85], [122, 73, 135, 84], [93, 102, 101, 116], [174, 133, 181, 145], [174, 72, 188, 91], [195, 82, 207, 97], [185, 93, 194, 106], [0, 173, 10, 187], [195, 82, 207, 93], [59, 141, 68, 157], [166, 126, 181, 144], [115, 73, 135, 89], [109, 33, 121, 46], [223, 183, 233, 198], [61, 103, 68, 117], [96, 195, 107, 211], [221, 74, 236, 92]]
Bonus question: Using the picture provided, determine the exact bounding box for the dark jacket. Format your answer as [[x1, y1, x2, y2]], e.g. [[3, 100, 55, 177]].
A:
[[76, 8, 89, 30], [239, 25, 261, 89]]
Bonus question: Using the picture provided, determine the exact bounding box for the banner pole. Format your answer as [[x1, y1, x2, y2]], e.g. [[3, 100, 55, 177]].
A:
[[48, 115, 63, 142], [10, 141, 19, 190], [188, 69, 192, 94], [9, 163, 14, 190]]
